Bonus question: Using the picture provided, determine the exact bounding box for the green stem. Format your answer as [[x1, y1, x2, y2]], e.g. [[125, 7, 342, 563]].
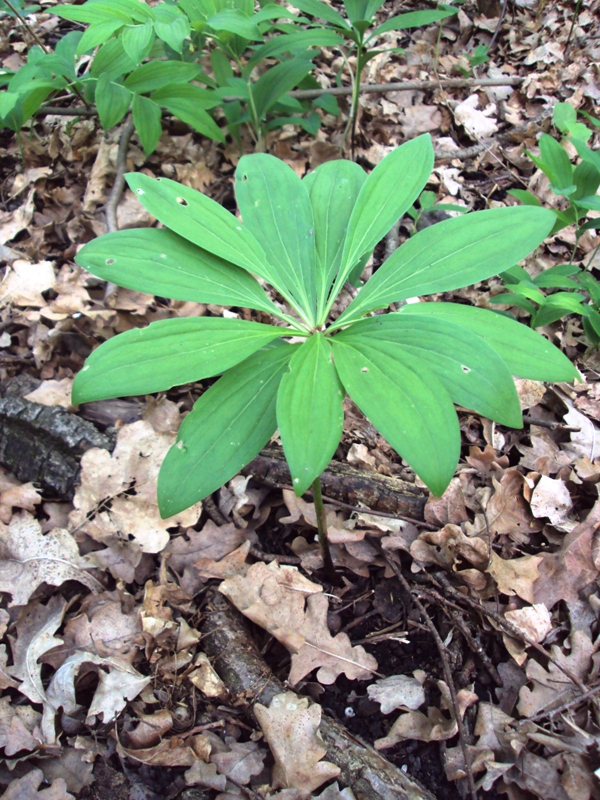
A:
[[348, 40, 364, 158], [311, 476, 340, 586]]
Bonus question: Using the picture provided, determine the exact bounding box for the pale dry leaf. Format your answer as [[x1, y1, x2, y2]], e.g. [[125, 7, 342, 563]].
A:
[[0, 769, 74, 800], [314, 783, 356, 800], [534, 495, 600, 609], [504, 750, 571, 800], [483, 469, 543, 543], [367, 672, 426, 714], [211, 738, 267, 784], [82, 138, 113, 212], [398, 104, 443, 137], [563, 404, 600, 463], [0, 697, 43, 755], [0, 512, 101, 606], [518, 630, 596, 718], [514, 379, 546, 410], [128, 709, 173, 749], [118, 733, 211, 767], [0, 188, 35, 246], [280, 490, 349, 543], [255, 692, 340, 797], [454, 94, 498, 138], [346, 443, 376, 470], [0, 645, 19, 690], [290, 592, 378, 685], [530, 475, 573, 525], [188, 652, 227, 699], [38, 747, 95, 794], [424, 478, 468, 526], [59, 597, 142, 664], [0, 260, 56, 308], [502, 604, 553, 666], [486, 552, 543, 604], [411, 524, 489, 571], [375, 682, 478, 748], [194, 540, 251, 581], [24, 379, 74, 409], [185, 761, 227, 791]]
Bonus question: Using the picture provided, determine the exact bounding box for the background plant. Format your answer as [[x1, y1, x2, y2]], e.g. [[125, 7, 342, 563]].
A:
[[71, 133, 576, 575]]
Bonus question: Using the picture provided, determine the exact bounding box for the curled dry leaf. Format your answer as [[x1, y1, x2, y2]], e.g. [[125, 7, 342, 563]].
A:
[[59, 595, 142, 664], [481, 469, 543, 544], [211, 738, 267, 785], [118, 732, 211, 767], [128, 709, 173, 749], [255, 691, 340, 797], [0, 512, 102, 607], [188, 652, 227, 699], [453, 94, 498, 138], [0, 259, 56, 308], [0, 697, 42, 755], [184, 761, 227, 791], [374, 681, 478, 749], [486, 552, 543, 604], [0, 769, 74, 800], [367, 671, 426, 714], [411, 524, 489, 571], [530, 475, 573, 525], [502, 604, 553, 665]]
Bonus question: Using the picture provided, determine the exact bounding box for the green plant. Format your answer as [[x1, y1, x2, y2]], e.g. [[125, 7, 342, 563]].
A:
[[71, 134, 576, 572], [0, 0, 331, 152], [285, 0, 459, 148], [457, 43, 489, 77]]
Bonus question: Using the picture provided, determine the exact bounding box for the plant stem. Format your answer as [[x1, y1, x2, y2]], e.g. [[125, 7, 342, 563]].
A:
[[311, 476, 340, 586]]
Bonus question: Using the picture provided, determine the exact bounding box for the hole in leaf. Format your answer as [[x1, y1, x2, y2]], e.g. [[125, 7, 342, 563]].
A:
[[176, 197, 188, 206], [461, 365, 471, 373], [361, 367, 369, 373], [136, 188, 144, 195], [105, 258, 115, 265], [242, 174, 248, 181]]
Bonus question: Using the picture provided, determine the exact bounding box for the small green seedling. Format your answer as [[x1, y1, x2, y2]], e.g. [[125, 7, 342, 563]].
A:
[[72, 134, 577, 575]]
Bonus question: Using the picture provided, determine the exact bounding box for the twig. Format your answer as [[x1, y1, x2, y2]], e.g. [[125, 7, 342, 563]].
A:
[[315, 493, 437, 529], [2, 0, 49, 52], [524, 682, 600, 724], [105, 117, 135, 234], [432, 573, 589, 695], [385, 556, 477, 800], [204, 495, 229, 526], [522, 414, 580, 432], [488, 0, 509, 53], [248, 546, 301, 566]]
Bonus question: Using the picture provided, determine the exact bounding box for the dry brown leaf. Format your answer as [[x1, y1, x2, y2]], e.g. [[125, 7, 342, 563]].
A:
[[291, 592, 378, 686], [424, 478, 469, 526], [0, 512, 101, 607], [24, 378, 74, 409], [502, 605, 553, 665], [486, 552, 543, 604], [0, 260, 55, 307], [530, 476, 573, 525], [0, 188, 35, 247], [59, 596, 142, 664], [128, 709, 173, 749], [0, 697, 43, 755], [375, 681, 478, 748], [185, 761, 227, 791], [514, 379, 547, 410], [194, 540, 251, 580], [0, 769, 74, 800], [482, 469, 543, 543], [8, 595, 65, 743], [367, 671, 426, 714], [188, 652, 227, 699], [411, 524, 489, 571], [38, 747, 95, 795], [211, 738, 267, 784], [255, 692, 340, 797], [118, 733, 211, 767], [534, 496, 600, 609]]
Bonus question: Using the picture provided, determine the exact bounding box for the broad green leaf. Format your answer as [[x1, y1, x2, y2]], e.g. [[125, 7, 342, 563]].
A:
[[211, 49, 233, 84], [331, 337, 460, 496], [553, 102, 577, 133], [90, 38, 136, 80], [235, 153, 317, 322], [507, 189, 541, 206], [248, 30, 344, 66], [55, 3, 131, 24], [532, 134, 575, 195], [570, 138, 600, 174], [531, 294, 587, 328], [124, 61, 201, 94], [277, 333, 344, 495], [334, 134, 434, 298], [151, 84, 224, 141], [577, 272, 600, 306], [398, 302, 579, 382], [154, 10, 191, 52], [72, 317, 284, 404], [208, 8, 261, 38], [572, 160, 600, 202], [75, 228, 280, 315], [335, 314, 522, 427], [303, 159, 366, 314], [575, 195, 600, 211], [286, 0, 350, 29], [124, 173, 271, 281], [489, 293, 537, 315], [252, 57, 313, 120], [342, 0, 369, 23], [132, 94, 162, 155], [95, 73, 131, 129], [0, 92, 19, 118], [121, 21, 154, 64], [369, 7, 457, 38], [76, 19, 125, 55], [335, 206, 556, 327], [158, 344, 296, 517], [265, 112, 321, 135]]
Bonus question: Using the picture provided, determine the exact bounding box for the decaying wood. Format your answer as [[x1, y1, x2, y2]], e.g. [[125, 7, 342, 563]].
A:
[[201, 592, 438, 800], [243, 446, 427, 519], [0, 396, 112, 498]]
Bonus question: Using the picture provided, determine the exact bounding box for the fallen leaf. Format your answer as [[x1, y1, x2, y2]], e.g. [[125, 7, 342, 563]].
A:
[[0, 769, 74, 800], [211, 738, 267, 784], [486, 552, 543, 604], [0, 697, 43, 755], [482, 469, 543, 543], [0, 260, 55, 307], [502, 604, 553, 665], [367, 671, 426, 714], [118, 733, 211, 766], [530, 476, 573, 524], [454, 94, 498, 138], [188, 652, 227, 699], [0, 512, 101, 607], [255, 691, 340, 797], [24, 379, 74, 409], [58, 595, 142, 664], [128, 709, 173, 749]]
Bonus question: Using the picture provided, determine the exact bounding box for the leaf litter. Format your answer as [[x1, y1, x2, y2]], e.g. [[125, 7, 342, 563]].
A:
[[1, 0, 600, 797]]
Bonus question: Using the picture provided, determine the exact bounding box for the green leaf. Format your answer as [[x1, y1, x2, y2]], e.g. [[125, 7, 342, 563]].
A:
[[124, 173, 270, 281], [335, 313, 522, 427], [277, 333, 344, 495], [369, 7, 457, 38], [154, 10, 191, 52], [489, 293, 537, 315], [158, 344, 295, 517], [531, 294, 587, 328], [76, 19, 125, 55], [235, 153, 317, 322], [303, 159, 366, 313], [335, 134, 434, 298], [132, 94, 162, 155], [151, 84, 224, 141], [55, 3, 132, 24], [75, 228, 280, 315], [0, 91, 19, 118], [90, 38, 136, 80], [248, 29, 344, 66], [507, 189, 541, 207], [252, 57, 313, 120], [331, 336, 460, 496], [553, 102, 576, 133], [72, 317, 285, 404], [398, 302, 579, 382], [124, 61, 201, 94], [576, 195, 600, 211], [576, 272, 600, 306], [95, 73, 131, 129], [121, 21, 154, 64], [286, 0, 350, 29], [336, 206, 556, 327], [570, 138, 600, 174], [531, 134, 575, 196], [208, 8, 261, 38]]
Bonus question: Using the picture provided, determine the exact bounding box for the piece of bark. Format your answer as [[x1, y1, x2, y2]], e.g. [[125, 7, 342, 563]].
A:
[[243, 447, 427, 519], [0, 396, 112, 498], [200, 592, 438, 800]]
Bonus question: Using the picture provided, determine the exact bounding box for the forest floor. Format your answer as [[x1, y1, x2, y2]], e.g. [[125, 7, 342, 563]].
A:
[[1, 1, 600, 799]]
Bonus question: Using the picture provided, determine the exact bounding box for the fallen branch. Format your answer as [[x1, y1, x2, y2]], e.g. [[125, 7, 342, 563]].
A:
[[105, 117, 135, 234], [200, 591, 438, 800]]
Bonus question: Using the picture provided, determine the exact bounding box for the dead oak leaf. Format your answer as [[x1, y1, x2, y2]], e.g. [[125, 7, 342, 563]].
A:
[[0, 512, 101, 607], [367, 671, 426, 714], [117, 733, 211, 767], [0, 769, 74, 800], [255, 692, 340, 797], [0, 259, 55, 308], [484, 469, 543, 543], [486, 552, 543, 604], [290, 592, 378, 686], [211, 738, 267, 785], [0, 697, 43, 755]]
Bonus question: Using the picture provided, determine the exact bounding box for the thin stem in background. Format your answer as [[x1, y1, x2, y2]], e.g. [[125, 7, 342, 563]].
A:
[[311, 475, 340, 586], [565, 0, 583, 59]]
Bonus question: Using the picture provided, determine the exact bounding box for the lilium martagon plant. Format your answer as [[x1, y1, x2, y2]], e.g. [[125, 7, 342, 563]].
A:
[[72, 133, 578, 583]]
